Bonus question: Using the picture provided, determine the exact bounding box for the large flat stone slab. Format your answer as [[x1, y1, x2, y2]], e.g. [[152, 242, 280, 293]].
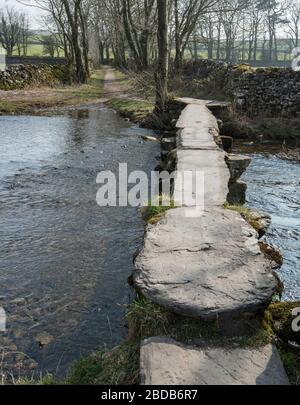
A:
[[174, 149, 230, 208], [177, 127, 219, 150], [176, 103, 219, 131], [134, 207, 278, 320], [173, 103, 229, 208], [140, 337, 290, 385]]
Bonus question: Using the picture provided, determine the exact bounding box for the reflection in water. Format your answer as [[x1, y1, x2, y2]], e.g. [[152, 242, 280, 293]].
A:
[[0, 106, 159, 379], [241, 152, 300, 301]]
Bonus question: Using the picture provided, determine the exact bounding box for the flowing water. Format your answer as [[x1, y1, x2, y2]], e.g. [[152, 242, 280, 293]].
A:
[[237, 144, 300, 301], [0, 106, 159, 379]]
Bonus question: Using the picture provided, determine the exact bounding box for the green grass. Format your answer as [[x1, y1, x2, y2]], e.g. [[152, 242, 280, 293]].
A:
[[279, 345, 300, 385], [66, 295, 283, 386], [12, 40, 65, 57], [0, 100, 26, 114], [266, 302, 300, 385], [106, 97, 154, 122], [16, 374, 57, 386], [54, 69, 104, 103], [0, 69, 104, 115], [224, 202, 264, 234], [141, 196, 175, 224], [127, 297, 220, 343], [67, 341, 140, 385], [65, 296, 220, 386]]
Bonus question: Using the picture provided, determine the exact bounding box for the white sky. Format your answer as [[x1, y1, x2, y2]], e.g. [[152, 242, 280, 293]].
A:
[[0, 0, 46, 29]]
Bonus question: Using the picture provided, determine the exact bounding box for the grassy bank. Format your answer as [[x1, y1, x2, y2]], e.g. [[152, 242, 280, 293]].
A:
[[17, 298, 299, 385], [106, 98, 154, 123], [64, 297, 300, 385], [0, 70, 104, 115]]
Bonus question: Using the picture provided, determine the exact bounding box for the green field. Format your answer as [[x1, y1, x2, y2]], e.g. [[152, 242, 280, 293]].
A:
[[13, 43, 64, 57], [12, 35, 64, 57]]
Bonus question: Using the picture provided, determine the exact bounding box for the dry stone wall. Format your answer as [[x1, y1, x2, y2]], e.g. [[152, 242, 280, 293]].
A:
[[183, 60, 300, 118], [0, 64, 66, 91]]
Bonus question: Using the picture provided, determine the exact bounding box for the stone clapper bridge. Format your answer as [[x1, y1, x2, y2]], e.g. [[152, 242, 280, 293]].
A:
[[133, 98, 290, 385]]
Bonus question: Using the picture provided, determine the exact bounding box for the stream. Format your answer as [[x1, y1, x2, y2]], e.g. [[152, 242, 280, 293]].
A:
[[0, 106, 159, 379], [1, 113, 299, 380], [237, 144, 300, 301]]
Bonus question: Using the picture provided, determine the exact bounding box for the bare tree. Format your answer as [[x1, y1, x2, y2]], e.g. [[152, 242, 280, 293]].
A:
[[122, 0, 156, 70], [286, 0, 300, 48], [155, 0, 169, 112], [0, 8, 24, 56], [173, 0, 220, 69]]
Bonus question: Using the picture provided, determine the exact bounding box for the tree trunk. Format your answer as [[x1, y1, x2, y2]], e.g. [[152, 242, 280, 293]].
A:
[[174, 0, 181, 70], [155, 0, 169, 113], [106, 44, 110, 62], [62, 0, 86, 84], [98, 40, 104, 65], [79, 5, 90, 78]]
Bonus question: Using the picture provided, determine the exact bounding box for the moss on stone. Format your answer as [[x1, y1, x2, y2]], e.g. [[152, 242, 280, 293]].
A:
[[232, 63, 253, 73], [259, 241, 284, 268], [0, 64, 67, 91], [224, 203, 266, 235], [268, 302, 300, 345], [278, 343, 300, 385], [141, 196, 175, 224]]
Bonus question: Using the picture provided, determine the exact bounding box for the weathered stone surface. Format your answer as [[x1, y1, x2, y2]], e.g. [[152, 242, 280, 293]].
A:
[[226, 154, 252, 182], [134, 207, 278, 320], [0, 64, 65, 91], [140, 337, 290, 385], [182, 59, 300, 118], [227, 179, 248, 205], [176, 102, 219, 132], [177, 127, 219, 150], [247, 209, 272, 237], [172, 102, 230, 208], [174, 149, 230, 207]]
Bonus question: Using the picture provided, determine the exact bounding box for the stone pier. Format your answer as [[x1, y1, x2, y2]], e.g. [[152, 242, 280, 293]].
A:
[[133, 98, 289, 385]]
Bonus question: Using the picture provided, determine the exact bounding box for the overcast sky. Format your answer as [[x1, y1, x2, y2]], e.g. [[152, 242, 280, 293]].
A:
[[0, 0, 46, 29]]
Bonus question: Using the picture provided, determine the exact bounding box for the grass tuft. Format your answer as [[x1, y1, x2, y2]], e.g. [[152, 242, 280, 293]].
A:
[[224, 202, 266, 235], [127, 297, 220, 344], [66, 341, 140, 386], [141, 196, 175, 224]]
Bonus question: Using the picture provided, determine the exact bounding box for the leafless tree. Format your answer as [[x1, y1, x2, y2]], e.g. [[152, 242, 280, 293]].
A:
[[286, 0, 300, 47], [155, 0, 169, 112], [0, 8, 28, 56]]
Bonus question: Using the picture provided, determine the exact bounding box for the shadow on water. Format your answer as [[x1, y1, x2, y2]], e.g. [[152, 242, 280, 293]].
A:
[[235, 142, 300, 302], [0, 106, 160, 379]]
